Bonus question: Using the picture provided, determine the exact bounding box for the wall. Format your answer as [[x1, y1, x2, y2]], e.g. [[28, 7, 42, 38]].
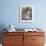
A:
[[0, 0, 46, 29]]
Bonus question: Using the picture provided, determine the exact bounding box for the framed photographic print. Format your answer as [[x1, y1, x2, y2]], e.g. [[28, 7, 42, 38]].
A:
[[20, 4, 34, 22]]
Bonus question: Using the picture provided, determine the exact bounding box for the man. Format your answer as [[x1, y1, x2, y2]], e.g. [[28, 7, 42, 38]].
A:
[[22, 7, 32, 20]]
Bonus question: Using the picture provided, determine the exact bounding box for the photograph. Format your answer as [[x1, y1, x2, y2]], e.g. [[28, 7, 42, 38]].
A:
[[20, 5, 34, 22]]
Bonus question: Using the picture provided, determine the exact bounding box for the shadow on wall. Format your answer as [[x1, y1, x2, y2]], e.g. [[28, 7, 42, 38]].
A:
[[0, 24, 7, 43]]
